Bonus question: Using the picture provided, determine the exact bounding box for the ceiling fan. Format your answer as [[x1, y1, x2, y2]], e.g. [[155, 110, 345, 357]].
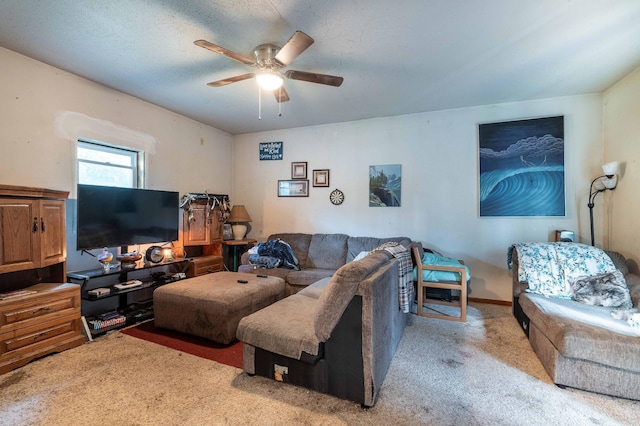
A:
[[195, 30, 343, 103]]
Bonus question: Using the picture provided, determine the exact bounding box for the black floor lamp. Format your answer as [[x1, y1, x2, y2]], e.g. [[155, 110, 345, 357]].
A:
[[587, 161, 619, 246]]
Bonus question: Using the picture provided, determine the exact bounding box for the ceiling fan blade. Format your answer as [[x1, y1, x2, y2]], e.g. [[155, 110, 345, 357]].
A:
[[207, 73, 255, 87], [273, 86, 290, 103], [285, 70, 344, 87], [194, 40, 255, 65], [274, 31, 314, 66]]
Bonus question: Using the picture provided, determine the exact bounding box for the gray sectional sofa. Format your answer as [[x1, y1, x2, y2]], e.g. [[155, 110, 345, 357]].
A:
[[238, 232, 414, 295], [511, 247, 640, 400], [236, 246, 412, 407]]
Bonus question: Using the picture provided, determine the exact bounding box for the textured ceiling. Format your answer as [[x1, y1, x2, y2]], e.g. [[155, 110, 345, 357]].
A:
[[1, 0, 639, 135]]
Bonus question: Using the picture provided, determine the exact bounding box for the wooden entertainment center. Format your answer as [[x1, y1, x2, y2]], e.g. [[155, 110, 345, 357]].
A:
[[0, 184, 84, 375], [180, 194, 227, 277]]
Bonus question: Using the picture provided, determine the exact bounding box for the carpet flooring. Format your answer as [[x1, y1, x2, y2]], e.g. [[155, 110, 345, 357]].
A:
[[121, 321, 243, 369], [1, 302, 638, 425]]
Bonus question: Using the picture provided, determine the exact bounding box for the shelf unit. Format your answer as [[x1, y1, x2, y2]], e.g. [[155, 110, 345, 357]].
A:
[[67, 258, 191, 337]]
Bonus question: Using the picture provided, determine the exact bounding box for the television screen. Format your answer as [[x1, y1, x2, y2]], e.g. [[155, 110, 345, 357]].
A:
[[77, 184, 179, 250]]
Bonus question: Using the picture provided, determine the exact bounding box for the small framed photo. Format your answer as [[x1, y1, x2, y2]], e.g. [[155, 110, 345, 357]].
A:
[[313, 169, 330, 187], [278, 180, 309, 197], [291, 162, 308, 179]]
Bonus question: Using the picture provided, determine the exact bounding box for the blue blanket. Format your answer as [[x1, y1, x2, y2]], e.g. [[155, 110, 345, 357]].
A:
[[252, 239, 300, 270]]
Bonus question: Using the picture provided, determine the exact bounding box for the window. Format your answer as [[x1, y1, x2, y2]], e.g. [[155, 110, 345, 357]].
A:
[[77, 140, 143, 188]]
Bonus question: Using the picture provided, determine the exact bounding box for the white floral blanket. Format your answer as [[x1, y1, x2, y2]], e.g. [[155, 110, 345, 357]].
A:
[[508, 242, 617, 298]]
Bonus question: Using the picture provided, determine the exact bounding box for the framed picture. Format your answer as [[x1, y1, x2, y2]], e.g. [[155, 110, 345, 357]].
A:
[[278, 180, 309, 197], [313, 169, 330, 187], [478, 116, 564, 216], [291, 162, 307, 179], [369, 164, 402, 207]]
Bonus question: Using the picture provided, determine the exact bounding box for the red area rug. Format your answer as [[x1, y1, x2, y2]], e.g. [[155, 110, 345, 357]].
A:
[[121, 321, 243, 369]]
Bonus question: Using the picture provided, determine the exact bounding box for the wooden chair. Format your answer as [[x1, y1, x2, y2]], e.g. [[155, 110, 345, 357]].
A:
[[412, 246, 468, 322]]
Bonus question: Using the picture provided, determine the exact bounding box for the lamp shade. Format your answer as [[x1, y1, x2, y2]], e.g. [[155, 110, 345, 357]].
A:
[[256, 71, 284, 91], [228, 205, 252, 223], [601, 161, 619, 177]]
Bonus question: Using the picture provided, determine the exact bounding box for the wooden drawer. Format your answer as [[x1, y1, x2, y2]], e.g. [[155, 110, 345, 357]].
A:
[[0, 314, 81, 361], [187, 255, 223, 277], [0, 283, 80, 334], [0, 283, 84, 374]]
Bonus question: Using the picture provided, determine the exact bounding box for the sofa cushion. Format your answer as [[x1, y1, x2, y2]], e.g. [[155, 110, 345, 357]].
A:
[[269, 233, 313, 268], [306, 234, 349, 269], [237, 265, 293, 281], [297, 277, 332, 299], [605, 250, 629, 276], [627, 273, 640, 308], [315, 252, 389, 341], [236, 293, 321, 358], [520, 293, 640, 372], [286, 269, 336, 287], [347, 236, 411, 262]]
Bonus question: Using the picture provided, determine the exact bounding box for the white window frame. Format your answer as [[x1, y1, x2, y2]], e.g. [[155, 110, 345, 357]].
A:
[[77, 139, 144, 188]]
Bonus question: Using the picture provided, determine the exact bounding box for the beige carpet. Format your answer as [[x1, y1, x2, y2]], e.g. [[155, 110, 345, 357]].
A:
[[1, 302, 638, 425]]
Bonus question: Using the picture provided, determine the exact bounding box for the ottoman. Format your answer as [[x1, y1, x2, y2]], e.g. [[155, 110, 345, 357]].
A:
[[153, 272, 285, 344]]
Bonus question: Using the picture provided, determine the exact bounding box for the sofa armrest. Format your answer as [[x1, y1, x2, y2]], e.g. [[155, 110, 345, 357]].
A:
[[511, 251, 529, 299], [626, 273, 640, 308]]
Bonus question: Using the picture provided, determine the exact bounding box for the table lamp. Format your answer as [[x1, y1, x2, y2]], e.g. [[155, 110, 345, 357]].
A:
[[228, 205, 252, 240]]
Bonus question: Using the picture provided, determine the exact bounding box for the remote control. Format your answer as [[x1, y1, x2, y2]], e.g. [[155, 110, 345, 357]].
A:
[[237, 279, 248, 284]]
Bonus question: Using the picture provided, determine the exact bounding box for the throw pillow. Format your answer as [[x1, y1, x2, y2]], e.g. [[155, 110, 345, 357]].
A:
[[570, 270, 632, 309], [352, 251, 369, 262]]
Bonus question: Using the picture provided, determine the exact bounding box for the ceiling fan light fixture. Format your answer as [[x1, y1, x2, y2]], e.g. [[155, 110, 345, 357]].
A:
[[256, 71, 284, 91]]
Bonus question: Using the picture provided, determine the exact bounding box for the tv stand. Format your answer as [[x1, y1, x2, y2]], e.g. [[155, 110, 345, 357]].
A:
[[67, 258, 192, 338]]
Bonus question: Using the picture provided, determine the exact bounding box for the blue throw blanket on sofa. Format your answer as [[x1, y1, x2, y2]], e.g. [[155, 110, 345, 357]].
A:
[[249, 239, 300, 270]]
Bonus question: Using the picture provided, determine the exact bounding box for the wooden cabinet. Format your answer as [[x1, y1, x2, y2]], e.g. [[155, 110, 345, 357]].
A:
[[181, 196, 226, 275], [0, 185, 67, 275], [0, 283, 84, 375], [183, 204, 224, 246], [0, 185, 75, 374]]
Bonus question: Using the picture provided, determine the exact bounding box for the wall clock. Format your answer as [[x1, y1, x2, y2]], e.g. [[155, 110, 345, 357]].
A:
[[330, 189, 344, 205], [145, 245, 164, 263]]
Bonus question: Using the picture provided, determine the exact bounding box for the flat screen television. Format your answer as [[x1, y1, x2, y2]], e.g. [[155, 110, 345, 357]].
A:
[[77, 184, 179, 251]]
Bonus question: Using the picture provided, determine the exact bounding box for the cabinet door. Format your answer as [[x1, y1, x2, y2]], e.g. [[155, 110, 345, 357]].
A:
[[209, 206, 223, 244], [182, 203, 211, 246], [0, 199, 39, 273], [38, 200, 66, 267]]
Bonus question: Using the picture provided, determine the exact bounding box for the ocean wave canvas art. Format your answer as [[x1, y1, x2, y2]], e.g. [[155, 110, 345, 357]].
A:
[[479, 116, 565, 216]]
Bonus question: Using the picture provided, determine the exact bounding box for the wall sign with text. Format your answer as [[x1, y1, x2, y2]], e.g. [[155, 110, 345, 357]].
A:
[[259, 141, 283, 160]]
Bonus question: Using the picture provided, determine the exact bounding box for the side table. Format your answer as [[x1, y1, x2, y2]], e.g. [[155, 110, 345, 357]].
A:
[[223, 239, 257, 271]]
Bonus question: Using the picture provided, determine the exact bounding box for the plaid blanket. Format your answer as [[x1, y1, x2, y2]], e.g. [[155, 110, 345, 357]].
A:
[[372, 242, 414, 313]]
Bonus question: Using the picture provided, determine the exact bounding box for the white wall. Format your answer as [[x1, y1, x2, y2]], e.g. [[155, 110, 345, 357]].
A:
[[0, 47, 232, 195], [603, 66, 640, 271], [0, 47, 233, 270], [234, 94, 604, 301]]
